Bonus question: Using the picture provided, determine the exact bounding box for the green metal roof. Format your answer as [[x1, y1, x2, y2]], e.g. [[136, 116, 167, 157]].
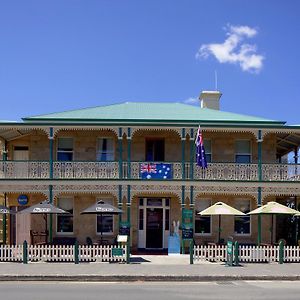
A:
[[23, 102, 285, 125]]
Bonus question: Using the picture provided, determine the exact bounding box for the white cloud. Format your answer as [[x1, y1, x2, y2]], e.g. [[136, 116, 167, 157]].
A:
[[183, 97, 198, 104], [196, 24, 264, 73]]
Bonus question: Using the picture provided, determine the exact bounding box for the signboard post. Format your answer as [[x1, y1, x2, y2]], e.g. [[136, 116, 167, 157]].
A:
[[226, 237, 234, 266], [181, 209, 194, 254]]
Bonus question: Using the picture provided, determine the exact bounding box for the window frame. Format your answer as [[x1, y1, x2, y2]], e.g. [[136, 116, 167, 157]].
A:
[[194, 199, 212, 236], [56, 197, 74, 235], [234, 198, 251, 236], [56, 137, 74, 161], [145, 138, 165, 162], [203, 139, 212, 163], [235, 139, 252, 163], [96, 137, 115, 161], [96, 198, 114, 236]]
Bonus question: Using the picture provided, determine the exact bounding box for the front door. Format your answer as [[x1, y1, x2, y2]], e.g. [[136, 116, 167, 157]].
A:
[[11, 206, 31, 245], [146, 208, 163, 249]]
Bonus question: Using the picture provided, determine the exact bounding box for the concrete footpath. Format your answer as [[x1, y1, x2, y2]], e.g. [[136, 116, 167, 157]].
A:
[[0, 255, 300, 282]]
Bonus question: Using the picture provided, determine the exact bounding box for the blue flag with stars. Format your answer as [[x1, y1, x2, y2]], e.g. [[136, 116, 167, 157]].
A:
[[195, 126, 207, 169], [140, 163, 172, 179]]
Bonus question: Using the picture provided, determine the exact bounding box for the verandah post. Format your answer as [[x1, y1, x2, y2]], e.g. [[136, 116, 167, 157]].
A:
[[181, 186, 185, 254], [49, 185, 53, 243], [127, 127, 131, 179], [126, 185, 131, 264], [49, 127, 54, 244], [181, 128, 186, 179], [118, 128, 123, 179], [257, 129, 263, 246], [189, 128, 194, 180]]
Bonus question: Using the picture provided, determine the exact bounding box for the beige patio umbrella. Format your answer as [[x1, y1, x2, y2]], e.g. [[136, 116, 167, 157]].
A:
[[198, 202, 245, 244], [248, 201, 299, 244]]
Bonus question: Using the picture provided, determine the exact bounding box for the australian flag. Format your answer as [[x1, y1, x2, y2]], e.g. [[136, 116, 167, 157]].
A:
[[140, 163, 172, 179], [195, 126, 207, 168]]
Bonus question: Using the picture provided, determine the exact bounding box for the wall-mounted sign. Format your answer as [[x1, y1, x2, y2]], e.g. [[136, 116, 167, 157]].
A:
[[17, 194, 28, 206]]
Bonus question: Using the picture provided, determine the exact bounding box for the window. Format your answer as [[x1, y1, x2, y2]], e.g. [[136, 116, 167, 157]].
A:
[[97, 138, 114, 161], [203, 140, 212, 163], [235, 140, 251, 163], [195, 199, 211, 234], [96, 199, 114, 234], [234, 199, 251, 235], [145, 139, 165, 161], [57, 198, 73, 234], [57, 138, 73, 161]]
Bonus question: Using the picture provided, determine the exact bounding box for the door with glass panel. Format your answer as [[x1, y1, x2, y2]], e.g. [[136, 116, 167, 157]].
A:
[[138, 198, 170, 249]]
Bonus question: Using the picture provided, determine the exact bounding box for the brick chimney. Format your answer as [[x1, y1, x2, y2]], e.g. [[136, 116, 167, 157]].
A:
[[199, 91, 222, 110]]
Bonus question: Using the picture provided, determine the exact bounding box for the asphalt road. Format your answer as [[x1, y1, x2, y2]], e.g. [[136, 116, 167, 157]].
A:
[[1, 281, 300, 300]]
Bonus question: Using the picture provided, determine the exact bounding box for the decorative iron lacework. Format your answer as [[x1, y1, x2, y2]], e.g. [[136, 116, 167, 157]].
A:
[[53, 162, 119, 179], [130, 184, 182, 200], [51, 127, 119, 138], [0, 161, 49, 179], [193, 163, 258, 181], [262, 164, 300, 181], [262, 187, 300, 198], [52, 184, 119, 199], [0, 184, 48, 195], [193, 186, 258, 203]]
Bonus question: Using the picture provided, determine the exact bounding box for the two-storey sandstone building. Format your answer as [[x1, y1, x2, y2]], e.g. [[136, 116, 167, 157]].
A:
[[0, 90, 299, 251]]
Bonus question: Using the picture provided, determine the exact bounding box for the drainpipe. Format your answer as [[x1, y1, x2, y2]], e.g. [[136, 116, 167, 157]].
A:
[[49, 128, 54, 243]]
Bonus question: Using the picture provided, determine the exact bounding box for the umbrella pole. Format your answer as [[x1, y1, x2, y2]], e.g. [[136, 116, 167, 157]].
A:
[[45, 213, 48, 244], [271, 214, 274, 245], [218, 215, 221, 245]]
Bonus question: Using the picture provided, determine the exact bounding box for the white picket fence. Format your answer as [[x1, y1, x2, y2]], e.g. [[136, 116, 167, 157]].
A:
[[0, 245, 23, 262], [238, 245, 279, 262], [80, 245, 126, 262], [193, 245, 300, 263], [194, 245, 227, 262], [0, 244, 126, 263]]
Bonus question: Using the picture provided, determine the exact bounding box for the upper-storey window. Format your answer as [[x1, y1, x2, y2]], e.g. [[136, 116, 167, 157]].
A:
[[235, 140, 251, 163], [97, 138, 114, 161], [57, 138, 73, 161], [145, 139, 165, 162], [203, 140, 212, 163]]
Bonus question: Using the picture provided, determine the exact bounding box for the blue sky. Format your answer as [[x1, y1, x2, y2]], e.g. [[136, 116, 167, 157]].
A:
[[0, 0, 299, 124]]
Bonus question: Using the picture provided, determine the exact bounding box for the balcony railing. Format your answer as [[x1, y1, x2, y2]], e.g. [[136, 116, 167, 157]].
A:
[[0, 160, 299, 182], [53, 161, 119, 179], [0, 161, 49, 179]]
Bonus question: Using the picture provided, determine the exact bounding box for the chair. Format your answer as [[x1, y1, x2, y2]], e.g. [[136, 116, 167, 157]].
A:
[[86, 237, 93, 246]]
